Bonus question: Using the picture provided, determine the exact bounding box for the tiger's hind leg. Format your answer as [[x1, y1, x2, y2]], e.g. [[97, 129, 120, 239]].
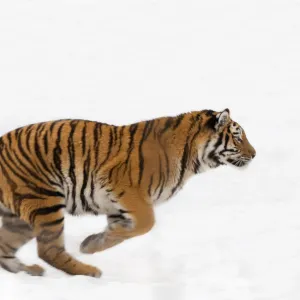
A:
[[0, 215, 44, 276], [23, 197, 102, 277]]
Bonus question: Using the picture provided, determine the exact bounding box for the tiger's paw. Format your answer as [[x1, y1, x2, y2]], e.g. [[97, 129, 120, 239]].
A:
[[24, 264, 45, 276], [80, 233, 103, 254], [84, 266, 102, 278]]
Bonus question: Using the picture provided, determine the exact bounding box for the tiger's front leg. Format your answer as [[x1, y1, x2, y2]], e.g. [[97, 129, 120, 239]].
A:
[[80, 214, 131, 254], [80, 195, 155, 254]]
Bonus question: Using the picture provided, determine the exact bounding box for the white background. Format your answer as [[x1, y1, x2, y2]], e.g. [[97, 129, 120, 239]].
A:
[[0, 0, 300, 299]]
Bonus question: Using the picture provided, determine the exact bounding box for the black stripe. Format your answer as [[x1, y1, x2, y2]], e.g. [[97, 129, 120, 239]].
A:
[[224, 133, 230, 150], [202, 138, 211, 162], [6, 132, 12, 148], [154, 158, 163, 195], [205, 110, 214, 117], [37, 227, 64, 244], [107, 161, 123, 183], [107, 164, 114, 181], [94, 123, 102, 168], [62, 257, 72, 267], [153, 119, 161, 139], [116, 126, 125, 155], [80, 150, 91, 211], [148, 175, 154, 197], [14, 193, 45, 201], [3, 243, 17, 253], [49, 121, 60, 134], [188, 124, 203, 173], [118, 191, 125, 198], [173, 114, 185, 129], [43, 131, 49, 154], [128, 161, 133, 186], [36, 188, 64, 198], [14, 127, 22, 141], [159, 142, 170, 187], [189, 124, 202, 173], [90, 175, 95, 202], [1, 256, 15, 259], [25, 125, 34, 154], [34, 126, 57, 179], [190, 124, 203, 146], [114, 161, 124, 182], [37, 123, 46, 137], [99, 127, 113, 168], [91, 176, 100, 213], [193, 158, 201, 173], [171, 142, 189, 195], [138, 122, 151, 185], [82, 122, 87, 155], [35, 123, 44, 136], [53, 123, 65, 186], [68, 121, 78, 214], [144, 120, 154, 139], [24, 124, 34, 134], [157, 172, 165, 200], [215, 132, 224, 148], [89, 175, 100, 211], [207, 132, 224, 160], [205, 115, 217, 129], [40, 217, 64, 227], [113, 126, 118, 146], [160, 117, 173, 135], [124, 124, 138, 172], [93, 123, 98, 148], [108, 214, 126, 220], [29, 204, 65, 224], [43, 245, 64, 259]]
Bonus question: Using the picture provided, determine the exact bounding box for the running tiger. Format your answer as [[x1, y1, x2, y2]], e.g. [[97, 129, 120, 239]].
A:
[[0, 108, 256, 277]]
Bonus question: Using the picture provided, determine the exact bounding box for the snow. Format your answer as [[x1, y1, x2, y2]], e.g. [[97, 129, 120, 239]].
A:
[[0, 0, 300, 299]]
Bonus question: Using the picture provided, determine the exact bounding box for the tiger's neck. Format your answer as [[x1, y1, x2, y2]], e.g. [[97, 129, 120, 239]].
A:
[[145, 113, 216, 200]]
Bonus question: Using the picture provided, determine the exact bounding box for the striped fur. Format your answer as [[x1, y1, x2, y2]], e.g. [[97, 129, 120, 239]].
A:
[[0, 108, 255, 277]]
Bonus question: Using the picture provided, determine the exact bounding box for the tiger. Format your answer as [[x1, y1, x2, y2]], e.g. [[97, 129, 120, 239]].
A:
[[0, 108, 256, 277]]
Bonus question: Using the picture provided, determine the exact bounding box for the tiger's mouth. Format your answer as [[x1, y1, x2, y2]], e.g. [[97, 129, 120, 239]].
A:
[[227, 157, 252, 168]]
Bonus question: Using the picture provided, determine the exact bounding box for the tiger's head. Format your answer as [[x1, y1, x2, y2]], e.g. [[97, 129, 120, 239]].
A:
[[200, 108, 256, 169]]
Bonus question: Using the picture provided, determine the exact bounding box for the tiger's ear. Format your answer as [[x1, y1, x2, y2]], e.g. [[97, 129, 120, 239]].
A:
[[215, 109, 230, 131]]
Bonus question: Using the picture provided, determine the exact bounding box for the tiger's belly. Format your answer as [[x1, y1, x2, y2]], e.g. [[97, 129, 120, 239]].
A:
[[65, 183, 121, 216], [0, 201, 13, 216]]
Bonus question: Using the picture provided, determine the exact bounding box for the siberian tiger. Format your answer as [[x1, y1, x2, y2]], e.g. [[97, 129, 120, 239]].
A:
[[0, 108, 256, 277]]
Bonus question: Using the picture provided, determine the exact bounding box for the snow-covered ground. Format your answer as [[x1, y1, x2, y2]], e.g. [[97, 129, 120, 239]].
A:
[[0, 0, 300, 299]]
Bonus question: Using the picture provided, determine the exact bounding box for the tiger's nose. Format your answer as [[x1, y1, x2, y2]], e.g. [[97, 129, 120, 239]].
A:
[[251, 152, 256, 159]]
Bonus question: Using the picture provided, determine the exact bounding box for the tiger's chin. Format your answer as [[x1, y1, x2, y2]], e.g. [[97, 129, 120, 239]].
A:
[[226, 159, 251, 171]]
